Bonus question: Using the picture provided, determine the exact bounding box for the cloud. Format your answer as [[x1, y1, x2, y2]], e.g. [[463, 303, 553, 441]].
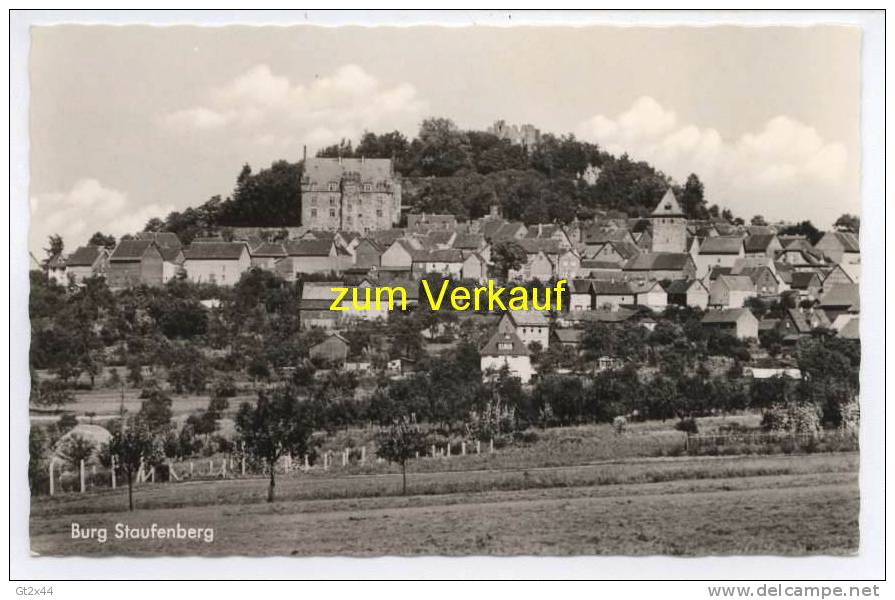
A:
[[162, 64, 426, 150], [30, 179, 174, 254], [577, 97, 855, 225]]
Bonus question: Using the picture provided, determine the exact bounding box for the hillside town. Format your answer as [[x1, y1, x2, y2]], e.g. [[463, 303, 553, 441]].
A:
[[40, 155, 860, 385]]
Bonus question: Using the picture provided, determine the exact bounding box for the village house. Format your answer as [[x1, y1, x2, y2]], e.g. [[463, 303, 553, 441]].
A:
[[309, 333, 350, 365], [622, 252, 696, 281], [568, 279, 595, 311], [298, 282, 345, 330], [406, 213, 458, 232], [461, 252, 489, 283], [412, 248, 465, 279], [45, 254, 67, 285], [814, 231, 860, 265], [64, 245, 109, 284], [497, 310, 551, 349], [526, 223, 573, 250], [633, 280, 668, 311], [380, 238, 425, 270], [776, 307, 813, 343], [480, 331, 534, 384], [708, 274, 756, 309], [817, 284, 860, 322], [744, 233, 783, 258], [353, 238, 385, 269], [277, 239, 350, 280], [821, 264, 856, 287], [107, 239, 165, 288], [775, 246, 827, 270], [551, 328, 583, 350], [696, 236, 746, 278], [183, 241, 251, 285], [585, 239, 641, 264], [701, 308, 759, 340], [508, 249, 554, 282], [554, 249, 581, 280], [160, 246, 185, 283], [452, 232, 490, 261], [666, 278, 709, 309], [592, 280, 637, 311], [249, 242, 287, 271]]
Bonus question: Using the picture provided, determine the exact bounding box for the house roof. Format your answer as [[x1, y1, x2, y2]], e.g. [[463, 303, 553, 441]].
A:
[[744, 234, 778, 253], [592, 280, 636, 295], [624, 252, 691, 272], [706, 266, 733, 280], [816, 231, 860, 253], [651, 188, 685, 217], [369, 228, 407, 247], [110, 239, 157, 261], [818, 284, 860, 310], [568, 279, 594, 294], [517, 238, 562, 255], [284, 239, 335, 257], [311, 332, 350, 349], [481, 331, 531, 357], [420, 248, 465, 263], [701, 308, 754, 324], [250, 242, 288, 258], [453, 233, 485, 250], [159, 246, 184, 262], [135, 231, 182, 248], [508, 310, 549, 327], [65, 245, 105, 267], [406, 213, 457, 229], [784, 308, 812, 334], [716, 274, 756, 292], [598, 240, 641, 260], [583, 227, 634, 246], [839, 317, 860, 339], [303, 157, 394, 183], [699, 236, 744, 255], [790, 271, 821, 290], [184, 242, 248, 261], [552, 329, 583, 343], [568, 308, 637, 323], [666, 278, 706, 295]]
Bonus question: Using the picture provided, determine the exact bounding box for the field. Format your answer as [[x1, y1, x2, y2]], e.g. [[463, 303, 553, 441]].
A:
[[30, 441, 859, 556]]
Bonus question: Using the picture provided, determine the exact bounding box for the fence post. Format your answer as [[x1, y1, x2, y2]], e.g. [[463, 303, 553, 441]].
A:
[[242, 455, 246, 476], [489, 439, 494, 454], [49, 458, 56, 496], [189, 461, 194, 477], [208, 459, 213, 475], [111, 455, 117, 489], [461, 441, 466, 456], [342, 449, 348, 467], [150, 466, 155, 483], [431, 444, 436, 458], [80, 459, 86, 493], [304, 454, 309, 470], [476, 440, 481, 454], [222, 459, 227, 478], [360, 446, 366, 464]]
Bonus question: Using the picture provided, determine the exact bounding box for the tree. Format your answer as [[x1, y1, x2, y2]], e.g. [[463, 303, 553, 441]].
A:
[[57, 433, 96, 471], [109, 417, 161, 511], [235, 385, 316, 502], [43, 234, 64, 265], [32, 380, 76, 410], [87, 232, 117, 249], [137, 385, 173, 435], [751, 215, 768, 226], [413, 117, 472, 177], [490, 240, 527, 279], [834, 214, 860, 233], [375, 416, 428, 495], [678, 173, 707, 219]]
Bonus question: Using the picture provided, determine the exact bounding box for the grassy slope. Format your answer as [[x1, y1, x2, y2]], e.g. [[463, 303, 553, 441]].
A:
[[30, 453, 858, 556]]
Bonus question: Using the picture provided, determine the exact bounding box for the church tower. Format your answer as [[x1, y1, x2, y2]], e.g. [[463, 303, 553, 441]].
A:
[[650, 188, 687, 253]]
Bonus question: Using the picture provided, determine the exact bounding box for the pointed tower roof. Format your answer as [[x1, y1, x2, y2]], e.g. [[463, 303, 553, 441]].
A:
[[651, 189, 685, 218]]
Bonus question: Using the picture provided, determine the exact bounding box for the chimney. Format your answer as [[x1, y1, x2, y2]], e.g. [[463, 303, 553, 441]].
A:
[[302, 145, 307, 162]]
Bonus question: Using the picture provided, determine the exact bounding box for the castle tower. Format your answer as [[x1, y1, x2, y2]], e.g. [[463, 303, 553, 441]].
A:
[[650, 188, 687, 253]]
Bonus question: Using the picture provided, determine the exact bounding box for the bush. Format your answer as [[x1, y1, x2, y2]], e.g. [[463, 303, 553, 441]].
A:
[[675, 418, 699, 434]]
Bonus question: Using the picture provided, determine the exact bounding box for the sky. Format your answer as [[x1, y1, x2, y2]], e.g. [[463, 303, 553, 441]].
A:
[[28, 24, 861, 255]]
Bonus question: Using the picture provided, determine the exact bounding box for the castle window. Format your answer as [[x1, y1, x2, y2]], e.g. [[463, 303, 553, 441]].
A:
[[376, 209, 383, 217], [328, 183, 338, 191], [330, 197, 336, 206], [364, 183, 372, 192], [310, 197, 317, 205], [330, 209, 336, 218], [310, 209, 317, 218]]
